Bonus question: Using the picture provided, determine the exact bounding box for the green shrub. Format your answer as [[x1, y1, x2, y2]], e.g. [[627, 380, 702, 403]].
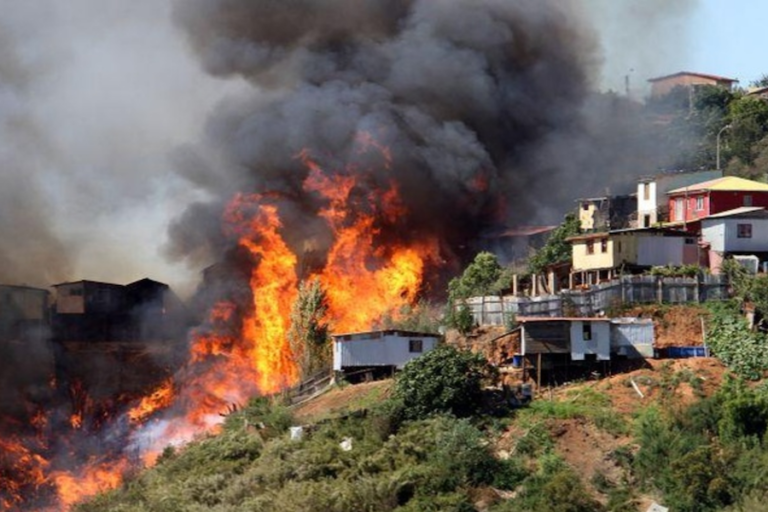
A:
[[393, 345, 494, 420]]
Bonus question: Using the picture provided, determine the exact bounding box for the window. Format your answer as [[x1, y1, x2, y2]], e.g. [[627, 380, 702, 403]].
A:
[[643, 183, 650, 201], [643, 214, 651, 228], [582, 323, 592, 341], [582, 202, 589, 211], [586, 240, 595, 254], [737, 223, 753, 238], [744, 195, 753, 207], [408, 339, 423, 353], [600, 238, 608, 253], [696, 196, 704, 211]]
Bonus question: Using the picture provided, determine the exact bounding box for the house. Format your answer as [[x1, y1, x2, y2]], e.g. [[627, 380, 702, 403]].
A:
[[0, 285, 50, 342], [647, 71, 738, 99], [332, 330, 441, 378], [568, 227, 698, 286], [52, 278, 187, 343], [578, 195, 637, 232], [511, 317, 654, 385], [519, 317, 611, 362], [666, 176, 768, 229], [746, 86, 768, 100], [700, 207, 768, 273], [637, 169, 722, 227]]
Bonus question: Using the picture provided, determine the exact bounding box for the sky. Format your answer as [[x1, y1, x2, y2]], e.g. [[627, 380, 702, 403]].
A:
[[688, 0, 767, 88]]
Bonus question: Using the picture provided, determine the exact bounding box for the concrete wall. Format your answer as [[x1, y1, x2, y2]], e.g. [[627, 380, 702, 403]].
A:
[[637, 235, 687, 266]]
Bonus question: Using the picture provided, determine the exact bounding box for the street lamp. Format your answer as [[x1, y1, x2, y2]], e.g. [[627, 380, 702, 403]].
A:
[[716, 124, 732, 171]]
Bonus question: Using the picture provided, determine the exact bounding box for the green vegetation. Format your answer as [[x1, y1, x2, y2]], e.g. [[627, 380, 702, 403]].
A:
[[288, 279, 331, 379], [392, 345, 495, 420], [706, 300, 768, 380], [527, 214, 580, 275], [447, 252, 512, 302]]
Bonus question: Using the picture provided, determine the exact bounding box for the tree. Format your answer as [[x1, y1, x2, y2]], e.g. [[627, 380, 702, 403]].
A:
[[527, 213, 580, 274], [393, 344, 495, 419], [288, 278, 330, 378], [447, 251, 511, 302], [750, 74, 768, 89]]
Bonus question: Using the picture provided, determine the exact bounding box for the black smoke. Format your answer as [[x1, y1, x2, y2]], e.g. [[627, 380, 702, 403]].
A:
[[166, 0, 678, 285]]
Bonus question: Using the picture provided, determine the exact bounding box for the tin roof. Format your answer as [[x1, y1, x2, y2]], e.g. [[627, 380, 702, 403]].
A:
[[668, 176, 768, 194], [703, 206, 768, 219]]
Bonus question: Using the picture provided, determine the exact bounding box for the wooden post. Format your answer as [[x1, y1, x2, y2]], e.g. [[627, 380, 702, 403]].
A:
[[513, 274, 519, 296], [537, 353, 542, 392], [522, 355, 527, 382]]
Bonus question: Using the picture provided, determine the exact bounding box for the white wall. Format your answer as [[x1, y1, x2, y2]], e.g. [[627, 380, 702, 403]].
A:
[[333, 334, 440, 371], [702, 218, 768, 253], [570, 321, 610, 361], [637, 236, 685, 266], [637, 181, 657, 226], [701, 222, 726, 252]]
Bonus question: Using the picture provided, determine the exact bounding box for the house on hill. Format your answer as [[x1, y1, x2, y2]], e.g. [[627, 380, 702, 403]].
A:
[[637, 169, 722, 227], [666, 176, 768, 231], [52, 278, 187, 343], [332, 330, 441, 380], [0, 285, 50, 343], [700, 207, 768, 273], [568, 227, 698, 286], [647, 71, 738, 98], [578, 195, 636, 232]]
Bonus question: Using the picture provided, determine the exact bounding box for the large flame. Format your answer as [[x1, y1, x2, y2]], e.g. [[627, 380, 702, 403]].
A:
[[1, 134, 440, 511]]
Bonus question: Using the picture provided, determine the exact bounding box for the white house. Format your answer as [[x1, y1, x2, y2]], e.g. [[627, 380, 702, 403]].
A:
[[700, 207, 768, 253], [332, 330, 441, 374], [637, 170, 722, 227]]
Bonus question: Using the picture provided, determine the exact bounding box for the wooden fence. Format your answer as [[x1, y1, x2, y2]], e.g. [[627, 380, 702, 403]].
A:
[[465, 274, 729, 326]]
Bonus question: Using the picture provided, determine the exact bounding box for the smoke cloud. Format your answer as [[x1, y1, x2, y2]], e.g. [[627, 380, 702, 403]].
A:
[[166, 0, 698, 281]]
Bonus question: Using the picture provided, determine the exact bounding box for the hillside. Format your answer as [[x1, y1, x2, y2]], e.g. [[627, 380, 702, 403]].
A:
[[73, 304, 768, 512]]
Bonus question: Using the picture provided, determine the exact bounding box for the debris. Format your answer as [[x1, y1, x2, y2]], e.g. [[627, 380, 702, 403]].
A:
[[646, 502, 668, 512], [630, 378, 645, 398], [289, 426, 304, 441], [340, 437, 353, 451]]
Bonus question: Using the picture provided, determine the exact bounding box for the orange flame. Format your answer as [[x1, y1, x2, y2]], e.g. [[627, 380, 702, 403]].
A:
[[127, 379, 175, 424]]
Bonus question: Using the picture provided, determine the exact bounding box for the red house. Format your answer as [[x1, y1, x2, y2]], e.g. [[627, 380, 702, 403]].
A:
[[666, 176, 768, 231]]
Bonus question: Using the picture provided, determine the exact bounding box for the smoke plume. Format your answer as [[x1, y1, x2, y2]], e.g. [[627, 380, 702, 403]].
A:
[[166, 0, 697, 282]]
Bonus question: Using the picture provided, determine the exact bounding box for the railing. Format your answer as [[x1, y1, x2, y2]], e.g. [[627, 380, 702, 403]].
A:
[[464, 274, 729, 326]]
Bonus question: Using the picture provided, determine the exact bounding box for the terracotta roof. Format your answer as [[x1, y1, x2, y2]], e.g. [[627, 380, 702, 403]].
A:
[[647, 71, 738, 83], [668, 176, 768, 194]]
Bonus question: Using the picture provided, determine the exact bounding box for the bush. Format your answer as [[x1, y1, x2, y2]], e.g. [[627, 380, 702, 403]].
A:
[[393, 345, 494, 420]]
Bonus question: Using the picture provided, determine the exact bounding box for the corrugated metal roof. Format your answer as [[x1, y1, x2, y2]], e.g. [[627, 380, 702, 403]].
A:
[[704, 206, 768, 219], [668, 176, 768, 194]]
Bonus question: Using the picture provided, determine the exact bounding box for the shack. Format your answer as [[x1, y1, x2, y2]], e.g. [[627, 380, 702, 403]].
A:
[[332, 330, 441, 379]]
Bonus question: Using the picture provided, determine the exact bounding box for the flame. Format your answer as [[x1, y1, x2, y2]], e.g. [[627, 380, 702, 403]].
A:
[[127, 379, 175, 424], [2, 132, 440, 511], [301, 149, 439, 332], [50, 459, 128, 509]]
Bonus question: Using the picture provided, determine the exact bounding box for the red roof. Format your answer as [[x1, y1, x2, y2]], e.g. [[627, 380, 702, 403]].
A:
[[647, 71, 738, 83]]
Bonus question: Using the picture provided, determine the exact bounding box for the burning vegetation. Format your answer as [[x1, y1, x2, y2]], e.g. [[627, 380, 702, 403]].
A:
[[0, 0, 683, 509]]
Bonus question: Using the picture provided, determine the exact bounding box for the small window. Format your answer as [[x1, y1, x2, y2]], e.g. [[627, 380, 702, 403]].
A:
[[617, 241, 622, 252], [643, 183, 650, 201], [408, 339, 423, 353], [586, 240, 595, 254], [582, 323, 592, 341], [696, 196, 704, 211], [643, 214, 651, 228], [744, 195, 753, 207], [600, 238, 608, 253], [582, 202, 589, 211], [737, 223, 753, 238]]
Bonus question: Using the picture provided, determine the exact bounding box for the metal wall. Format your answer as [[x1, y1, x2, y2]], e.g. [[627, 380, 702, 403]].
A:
[[333, 333, 440, 371], [610, 318, 654, 358]]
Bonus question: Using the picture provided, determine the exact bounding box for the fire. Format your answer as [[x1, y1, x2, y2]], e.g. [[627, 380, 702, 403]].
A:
[[127, 378, 175, 424], [2, 132, 440, 511], [51, 459, 129, 509]]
